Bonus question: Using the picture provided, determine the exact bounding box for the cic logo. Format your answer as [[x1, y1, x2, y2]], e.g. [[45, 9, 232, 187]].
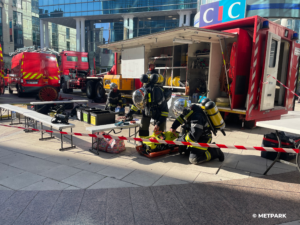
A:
[[194, 0, 246, 28]]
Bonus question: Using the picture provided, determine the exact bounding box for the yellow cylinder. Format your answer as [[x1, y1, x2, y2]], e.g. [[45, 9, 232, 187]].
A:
[[205, 101, 225, 130], [157, 74, 164, 84]]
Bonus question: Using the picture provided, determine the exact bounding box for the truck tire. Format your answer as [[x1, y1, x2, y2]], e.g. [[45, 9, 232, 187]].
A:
[[62, 80, 72, 93], [94, 81, 106, 103], [8, 85, 13, 94], [86, 80, 96, 99], [244, 120, 256, 129], [39, 86, 58, 101]]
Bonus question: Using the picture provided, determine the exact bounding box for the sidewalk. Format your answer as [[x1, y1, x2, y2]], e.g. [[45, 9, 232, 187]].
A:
[[0, 170, 299, 225]]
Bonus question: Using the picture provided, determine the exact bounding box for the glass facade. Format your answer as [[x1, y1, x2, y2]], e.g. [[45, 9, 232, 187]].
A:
[[0, 8, 2, 47], [32, 17, 40, 49], [38, 0, 197, 18], [13, 0, 22, 9], [52, 23, 58, 51], [66, 27, 70, 39], [32, 0, 39, 14], [13, 11, 23, 50]]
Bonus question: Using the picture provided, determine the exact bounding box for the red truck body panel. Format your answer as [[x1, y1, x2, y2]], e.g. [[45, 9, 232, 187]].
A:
[[204, 16, 299, 123], [9, 52, 60, 93]]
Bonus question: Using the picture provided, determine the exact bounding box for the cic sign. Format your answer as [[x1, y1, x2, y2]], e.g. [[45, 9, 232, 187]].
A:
[[194, 0, 246, 28]]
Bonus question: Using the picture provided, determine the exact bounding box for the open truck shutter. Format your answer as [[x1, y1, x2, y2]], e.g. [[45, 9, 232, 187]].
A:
[[260, 32, 281, 111], [98, 27, 236, 51], [121, 46, 145, 79]]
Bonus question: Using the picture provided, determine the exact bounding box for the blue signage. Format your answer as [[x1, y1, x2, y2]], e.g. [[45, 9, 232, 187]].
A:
[[194, 0, 246, 28]]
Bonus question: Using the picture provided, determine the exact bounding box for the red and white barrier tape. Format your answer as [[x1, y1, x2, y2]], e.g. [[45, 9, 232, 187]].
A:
[[0, 124, 299, 154], [266, 75, 300, 99]]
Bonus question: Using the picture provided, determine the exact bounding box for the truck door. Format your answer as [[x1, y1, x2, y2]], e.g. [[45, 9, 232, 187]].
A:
[[260, 32, 281, 111]]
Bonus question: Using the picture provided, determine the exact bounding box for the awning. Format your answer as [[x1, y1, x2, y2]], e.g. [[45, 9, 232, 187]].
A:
[[98, 26, 236, 51]]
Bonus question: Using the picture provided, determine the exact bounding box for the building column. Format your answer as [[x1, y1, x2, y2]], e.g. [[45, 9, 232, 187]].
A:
[[185, 11, 192, 26], [44, 21, 49, 48], [80, 18, 85, 52], [178, 11, 192, 27], [76, 18, 81, 52], [40, 20, 44, 49], [122, 14, 134, 40]]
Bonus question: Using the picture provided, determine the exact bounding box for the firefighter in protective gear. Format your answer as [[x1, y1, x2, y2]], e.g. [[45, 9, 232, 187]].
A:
[[147, 61, 158, 75], [126, 76, 169, 137], [170, 99, 224, 165], [106, 83, 123, 111]]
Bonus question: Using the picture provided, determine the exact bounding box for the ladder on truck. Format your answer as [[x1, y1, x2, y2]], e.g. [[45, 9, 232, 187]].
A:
[[9, 46, 60, 56]]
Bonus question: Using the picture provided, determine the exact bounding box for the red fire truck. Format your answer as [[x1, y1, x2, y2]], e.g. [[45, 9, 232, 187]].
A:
[[58, 51, 106, 102], [8, 47, 60, 100], [99, 16, 300, 128]]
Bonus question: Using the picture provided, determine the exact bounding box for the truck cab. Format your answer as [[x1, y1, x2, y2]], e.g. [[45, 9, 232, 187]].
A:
[[59, 51, 91, 93]]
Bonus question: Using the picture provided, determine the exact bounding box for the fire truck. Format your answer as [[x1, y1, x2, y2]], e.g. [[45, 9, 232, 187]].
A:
[[58, 51, 106, 103], [8, 46, 60, 101], [98, 16, 300, 128]]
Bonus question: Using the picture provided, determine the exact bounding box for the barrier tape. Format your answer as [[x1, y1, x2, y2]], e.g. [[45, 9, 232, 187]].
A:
[[0, 124, 299, 154], [266, 75, 300, 99]]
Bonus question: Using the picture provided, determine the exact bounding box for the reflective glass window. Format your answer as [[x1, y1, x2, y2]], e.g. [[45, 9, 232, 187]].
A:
[[67, 56, 78, 62], [82, 57, 88, 62]]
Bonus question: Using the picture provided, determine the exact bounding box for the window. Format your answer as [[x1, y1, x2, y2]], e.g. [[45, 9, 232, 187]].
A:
[[269, 39, 278, 68], [67, 56, 78, 62], [66, 41, 70, 51], [31, 0, 39, 14], [13, 0, 22, 8], [32, 17, 40, 48], [0, 8, 2, 46], [66, 28, 70, 39], [82, 57, 88, 62], [13, 11, 23, 50]]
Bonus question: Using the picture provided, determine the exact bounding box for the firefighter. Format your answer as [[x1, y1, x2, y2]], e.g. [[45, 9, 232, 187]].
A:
[[106, 83, 123, 111], [126, 73, 169, 137], [147, 61, 158, 75], [170, 99, 224, 165]]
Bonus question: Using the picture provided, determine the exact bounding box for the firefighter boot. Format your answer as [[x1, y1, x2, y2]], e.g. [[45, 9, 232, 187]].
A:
[[189, 149, 207, 165], [208, 147, 224, 162]]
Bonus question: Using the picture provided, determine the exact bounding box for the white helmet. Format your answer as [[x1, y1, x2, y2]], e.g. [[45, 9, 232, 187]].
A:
[[110, 83, 118, 90], [173, 98, 191, 117], [132, 87, 146, 110]]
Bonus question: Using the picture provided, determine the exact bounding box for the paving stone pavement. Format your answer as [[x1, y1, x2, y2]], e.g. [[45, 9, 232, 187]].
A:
[[0, 96, 300, 224], [0, 171, 298, 224]]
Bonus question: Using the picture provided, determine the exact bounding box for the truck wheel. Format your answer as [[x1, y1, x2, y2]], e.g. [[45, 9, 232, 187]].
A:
[[39, 86, 58, 101], [244, 120, 256, 129], [8, 85, 13, 94], [86, 80, 96, 99], [62, 80, 72, 93], [94, 81, 106, 103]]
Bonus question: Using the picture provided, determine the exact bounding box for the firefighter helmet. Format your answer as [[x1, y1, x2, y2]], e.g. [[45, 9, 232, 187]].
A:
[[110, 83, 118, 90], [140, 74, 149, 83], [132, 87, 146, 110], [173, 99, 191, 117]]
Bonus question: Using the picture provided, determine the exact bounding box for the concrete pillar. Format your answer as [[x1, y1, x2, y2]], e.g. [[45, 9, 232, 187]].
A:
[[178, 11, 192, 27], [185, 11, 192, 26], [44, 21, 49, 48], [40, 20, 44, 48], [122, 14, 134, 40], [76, 19, 81, 52], [81, 18, 85, 52]]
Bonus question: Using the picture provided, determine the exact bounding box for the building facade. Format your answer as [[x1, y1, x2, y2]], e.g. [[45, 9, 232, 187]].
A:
[[0, 0, 76, 68], [38, 0, 197, 71]]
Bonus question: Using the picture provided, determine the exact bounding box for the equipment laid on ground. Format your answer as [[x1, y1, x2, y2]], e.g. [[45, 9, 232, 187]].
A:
[[136, 131, 179, 158], [92, 132, 126, 154], [8, 47, 60, 100], [261, 131, 299, 161], [51, 113, 69, 124]]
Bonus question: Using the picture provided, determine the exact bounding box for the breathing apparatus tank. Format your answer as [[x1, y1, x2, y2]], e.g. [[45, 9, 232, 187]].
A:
[[200, 98, 226, 136]]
